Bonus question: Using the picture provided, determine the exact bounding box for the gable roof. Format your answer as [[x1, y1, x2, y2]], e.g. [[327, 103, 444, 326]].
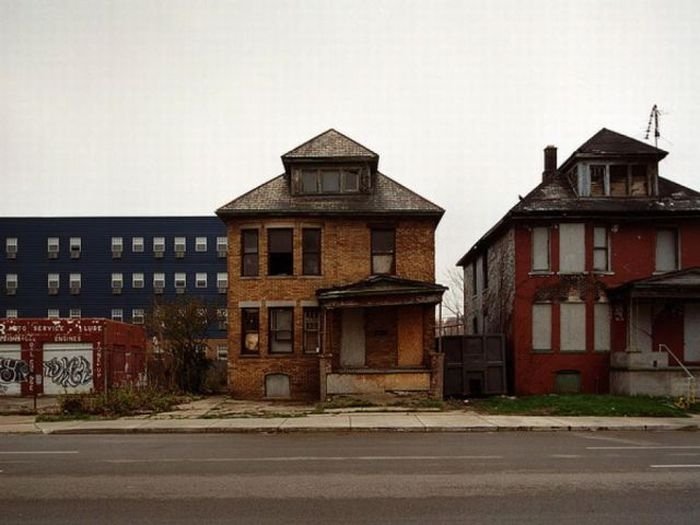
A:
[[216, 172, 444, 218], [282, 129, 379, 160]]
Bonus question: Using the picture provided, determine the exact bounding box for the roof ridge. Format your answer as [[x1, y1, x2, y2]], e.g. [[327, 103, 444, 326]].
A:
[[282, 129, 379, 158]]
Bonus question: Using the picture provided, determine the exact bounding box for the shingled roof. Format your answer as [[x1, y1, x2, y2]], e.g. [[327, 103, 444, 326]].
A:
[[216, 172, 444, 218], [282, 129, 379, 159]]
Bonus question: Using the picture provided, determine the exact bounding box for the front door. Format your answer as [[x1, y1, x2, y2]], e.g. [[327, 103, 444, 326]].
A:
[[340, 309, 365, 367]]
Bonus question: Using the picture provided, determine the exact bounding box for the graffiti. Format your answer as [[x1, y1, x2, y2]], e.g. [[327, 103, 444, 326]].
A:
[[0, 358, 30, 383], [43, 356, 93, 388]]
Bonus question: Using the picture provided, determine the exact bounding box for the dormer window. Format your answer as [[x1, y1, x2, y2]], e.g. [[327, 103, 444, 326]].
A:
[[299, 167, 362, 195], [579, 163, 650, 197]]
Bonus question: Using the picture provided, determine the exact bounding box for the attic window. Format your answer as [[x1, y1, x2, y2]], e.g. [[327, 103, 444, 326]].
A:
[[582, 164, 650, 197], [299, 168, 362, 194]]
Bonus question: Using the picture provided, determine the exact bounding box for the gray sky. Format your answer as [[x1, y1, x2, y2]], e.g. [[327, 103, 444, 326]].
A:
[[2, 0, 700, 281]]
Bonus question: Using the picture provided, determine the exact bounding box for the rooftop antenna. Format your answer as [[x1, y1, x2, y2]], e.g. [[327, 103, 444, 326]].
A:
[[645, 104, 661, 148]]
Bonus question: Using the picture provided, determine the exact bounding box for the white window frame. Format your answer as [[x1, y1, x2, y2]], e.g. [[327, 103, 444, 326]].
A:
[[153, 237, 166, 255], [111, 308, 124, 322], [69, 308, 81, 319], [111, 237, 123, 258], [132, 237, 144, 253], [174, 237, 186, 257], [217, 344, 229, 361], [153, 272, 165, 293], [6, 237, 18, 258], [174, 272, 186, 292], [132, 272, 144, 289], [47, 309, 60, 319], [69, 273, 81, 294], [132, 308, 145, 324], [69, 237, 82, 258], [195, 272, 207, 288], [195, 237, 207, 252], [216, 236, 228, 257], [6, 273, 18, 293], [5, 309, 18, 319], [217, 272, 228, 293], [47, 237, 59, 257], [48, 273, 60, 293], [217, 308, 228, 330], [111, 272, 123, 293]]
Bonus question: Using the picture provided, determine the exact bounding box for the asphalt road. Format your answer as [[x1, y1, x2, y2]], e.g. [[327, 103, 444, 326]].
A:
[[2, 431, 700, 524]]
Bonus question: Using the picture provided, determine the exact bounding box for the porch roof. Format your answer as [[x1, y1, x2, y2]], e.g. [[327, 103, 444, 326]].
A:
[[316, 275, 447, 308], [609, 267, 700, 299]]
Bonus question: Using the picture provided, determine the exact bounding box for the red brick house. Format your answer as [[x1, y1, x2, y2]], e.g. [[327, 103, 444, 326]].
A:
[[458, 128, 700, 397], [216, 130, 446, 400]]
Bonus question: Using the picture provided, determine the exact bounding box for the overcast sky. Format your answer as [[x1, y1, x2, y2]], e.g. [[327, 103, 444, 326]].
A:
[[2, 0, 700, 280]]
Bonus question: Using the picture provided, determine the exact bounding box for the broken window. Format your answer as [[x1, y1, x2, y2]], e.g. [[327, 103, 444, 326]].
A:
[[630, 165, 648, 196], [371, 228, 395, 274], [593, 226, 609, 272], [609, 165, 628, 196], [656, 228, 679, 272], [302, 228, 321, 275], [269, 308, 293, 353], [241, 229, 259, 277], [241, 308, 259, 355], [343, 169, 360, 192], [531, 227, 550, 272], [268, 229, 293, 276], [303, 308, 321, 353], [589, 165, 606, 197]]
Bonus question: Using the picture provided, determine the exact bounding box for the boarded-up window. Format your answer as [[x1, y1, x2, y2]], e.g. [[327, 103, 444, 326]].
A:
[[593, 226, 609, 272], [532, 303, 552, 352], [594, 303, 611, 352], [371, 229, 395, 274], [532, 227, 550, 272], [265, 374, 290, 398], [655, 228, 679, 272], [269, 308, 293, 353], [630, 165, 648, 196], [609, 165, 628, 196], [302, 229, 321, 276], [241, 230, 259, 277], [560, 302, 586, 352], [559, 223, 585, 273], [555, 370, 581, 393], [268, 229, 293, 276], [589, 165, 606, 197]]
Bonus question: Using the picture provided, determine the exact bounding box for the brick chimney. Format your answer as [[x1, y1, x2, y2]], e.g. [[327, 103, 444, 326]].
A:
[[542, 145, 557, 182]]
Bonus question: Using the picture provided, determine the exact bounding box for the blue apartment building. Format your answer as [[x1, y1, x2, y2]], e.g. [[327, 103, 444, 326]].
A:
[[0, 217, 229, 358]]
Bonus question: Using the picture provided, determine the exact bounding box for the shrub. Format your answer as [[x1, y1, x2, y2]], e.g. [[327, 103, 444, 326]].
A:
[[58, 386, 181, 417]]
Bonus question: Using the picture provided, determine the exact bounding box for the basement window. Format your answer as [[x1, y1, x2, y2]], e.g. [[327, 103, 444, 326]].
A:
[[268, 229, 293, 276]]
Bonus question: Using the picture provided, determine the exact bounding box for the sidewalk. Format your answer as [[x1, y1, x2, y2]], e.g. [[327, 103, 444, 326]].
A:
[[2, 412, 699, 435]]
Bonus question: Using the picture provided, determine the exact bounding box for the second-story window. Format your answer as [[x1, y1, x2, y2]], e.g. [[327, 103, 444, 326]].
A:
[[6, 237, 17, 259], [47, 237, 59, 258], [196, 272, 207, 288], [268, 229, 293, 276], [241, 308, 259, 354], [371, 228, 395, 274], [241, 230, 259, 277], [174, 272, 186, 293], [656, 228, 679, 273], [593, 226, 610, 272], [559, 223, 585, 273], [302, 229, 321, 275], [531, 227, 550, 272], [132, 272, 144, 289], [69, 237, 81, 258], [195, 237, 207, 252], [132, 237, 144, 253]]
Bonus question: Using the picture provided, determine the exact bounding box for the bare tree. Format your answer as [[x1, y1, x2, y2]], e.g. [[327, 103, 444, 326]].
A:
[[146, 296, 218, 393], [442, 267, 465, 329]]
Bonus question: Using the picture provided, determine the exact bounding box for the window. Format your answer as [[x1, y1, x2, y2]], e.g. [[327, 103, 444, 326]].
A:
[[241, 308, 260, 354], [153, 272, 165, 293], [69, 237, 81, 258], [196, 272, 207, 288], [48, 273, 59, 294], [69, 308, 81, 319], [594, 303, 611, 352], [153, 237, 165, 257], [217, 272, 228, 293], [217, 308, 228, 330], [5, 274, 17, 295], [656, 228, 679, 272], [174, 273, 186, 293], [532, 303, 551, 352], [174, 237, 186, 257], [559, 223, 585, 273], [300, 168, 362, 194], [217, 344, 229, 361], [47, 309, 59, 319], [630, 165, 648, 196], [609, 165, 628, 196], [47, 237, 59, 258], [5, 309, 17, 319], [560, 302, 586, 352], [269, 308, 293, 353], [6, 237, 17, 259], [132, 309, 145, 324], [69, 273, 81, 294], [132, 237, 144, 253], [195, 237, 207, 252], [371, 228, 395, 274], [268, 229, 293, 276], [111, 308, 124, 322], [584, 164, 650, 197], [217, 236, 228, 257], [111, 273, 123, 294], [302, 229, 321, 275], [303, 308, 321, 353], [241, 230, 259, 277], [593, 226, 609, 272], [589, 165, 606, 197], [111, 237, 123, 258], [132, 272, 144, 289], [532, 227, 550, 272]]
